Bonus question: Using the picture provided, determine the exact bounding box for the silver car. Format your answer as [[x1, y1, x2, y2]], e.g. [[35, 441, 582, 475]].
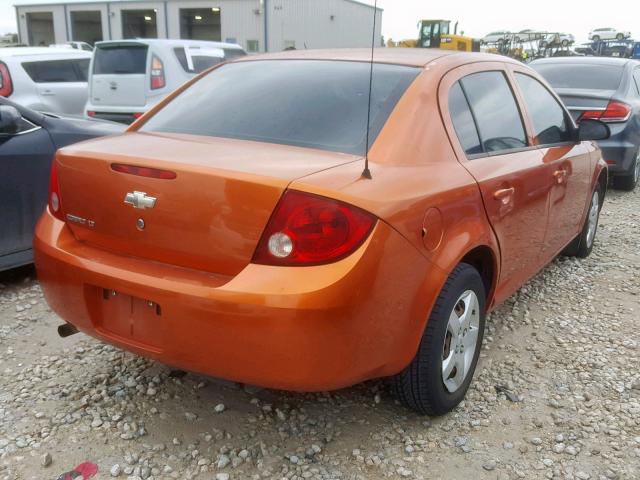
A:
[[85, 39, 246, 124], [0, 47, 92, 116]]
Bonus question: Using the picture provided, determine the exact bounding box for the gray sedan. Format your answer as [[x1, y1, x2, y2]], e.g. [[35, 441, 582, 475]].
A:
[[531, 57, 640, 190], [0, 98, 124, 271]]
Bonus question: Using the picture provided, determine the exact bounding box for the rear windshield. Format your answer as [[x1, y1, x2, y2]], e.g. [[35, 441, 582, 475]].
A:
[[93, 45, 148, 74], [139, 60, 419, 155], [532, 63, 624, 90]]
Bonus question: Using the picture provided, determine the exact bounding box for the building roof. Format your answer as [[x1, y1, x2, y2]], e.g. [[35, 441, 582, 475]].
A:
[[13, 0, 382, 10], [236, 48, 505, 68]]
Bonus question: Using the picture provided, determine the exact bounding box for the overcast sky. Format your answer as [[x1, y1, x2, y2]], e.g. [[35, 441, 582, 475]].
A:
[[1, 0, 639, 43]]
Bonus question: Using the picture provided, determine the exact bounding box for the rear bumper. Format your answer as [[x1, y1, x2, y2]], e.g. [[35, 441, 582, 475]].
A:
[[34, 209, 438, 391], [598, 123, 639, 175]]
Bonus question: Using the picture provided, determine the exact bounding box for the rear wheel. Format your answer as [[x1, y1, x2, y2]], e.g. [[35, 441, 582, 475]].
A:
[[563, 184, 603, 258], [562, 39, 569, 47], [592, 35, 601, 42], [612, 150, 639, 191], [616, 33, 624, 40], [392, 263, 486, 416]]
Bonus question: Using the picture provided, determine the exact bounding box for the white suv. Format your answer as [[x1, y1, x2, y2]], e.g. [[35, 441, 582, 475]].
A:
[[0, 48, 92, 116], [589, 28, 632, 42], [85, 39, 246, 124]]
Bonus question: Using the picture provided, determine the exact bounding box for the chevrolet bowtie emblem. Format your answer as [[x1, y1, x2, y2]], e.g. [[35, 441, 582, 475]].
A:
[[124, 191, 156, 209]]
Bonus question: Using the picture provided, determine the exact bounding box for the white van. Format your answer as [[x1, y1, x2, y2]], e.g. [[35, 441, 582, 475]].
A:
[[85, 39, 246, 124], [0, 47, 92, 116]]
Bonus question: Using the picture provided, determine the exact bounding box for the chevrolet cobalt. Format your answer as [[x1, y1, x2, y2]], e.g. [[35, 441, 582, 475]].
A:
[[35, 49, 609, 415]]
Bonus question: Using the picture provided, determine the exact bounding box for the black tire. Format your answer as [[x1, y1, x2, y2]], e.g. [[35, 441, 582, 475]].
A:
[[612, 151, 639, 191], [592, 35, 600, 42], [562, 184, 603, 258], [562, 39, 569, 47], [616, 33, 624, 40], [392, 263, 486, 416]]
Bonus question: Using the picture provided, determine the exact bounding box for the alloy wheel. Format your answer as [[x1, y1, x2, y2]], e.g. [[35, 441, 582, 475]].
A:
[[585, 190, 600, 249], [441, 290, 480, 393]]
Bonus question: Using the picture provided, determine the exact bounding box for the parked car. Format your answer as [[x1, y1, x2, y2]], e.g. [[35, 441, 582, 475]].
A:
[[540, 33, 575, 48], [513, 29, 545, 43], [0, 47, 92, 116], [85, 39, 246, 124], [481, 31, 510, 45], [531, 57, 640, 190], [0, 97, 123, 271], [589, 28, 632, 42], [35, 49, 609, 416]]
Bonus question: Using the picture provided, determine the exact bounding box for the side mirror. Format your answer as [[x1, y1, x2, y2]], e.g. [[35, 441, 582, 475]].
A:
[[578, 119, 610, 141], [0, 105, 22, 135]]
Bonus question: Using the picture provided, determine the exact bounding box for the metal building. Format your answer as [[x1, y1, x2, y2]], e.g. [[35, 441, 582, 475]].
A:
[[12, 0, 383, 53]]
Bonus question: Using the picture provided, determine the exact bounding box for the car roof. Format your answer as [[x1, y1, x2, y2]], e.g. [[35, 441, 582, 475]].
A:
[[95, 39, 243, 50], [531, 56, 638, 67], [0, 47, 92, 58], [233, 48, 512, 68]]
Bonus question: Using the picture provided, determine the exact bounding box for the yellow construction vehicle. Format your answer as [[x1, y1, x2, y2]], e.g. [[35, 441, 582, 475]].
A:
[[417, 19, 480, 52]]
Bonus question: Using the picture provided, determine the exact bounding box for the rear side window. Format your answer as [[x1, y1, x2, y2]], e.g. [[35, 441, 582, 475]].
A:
[[532, 63, 624, 90], [460, 71, 527, 153], [448, 82, 482, 155], [515, 73, 573, 145], [140, 60, 420, 155], [93, 45, 148, 74], [22, 59, 89, 83], [174, 48, 224, 73], [223, 48, 246, 60]]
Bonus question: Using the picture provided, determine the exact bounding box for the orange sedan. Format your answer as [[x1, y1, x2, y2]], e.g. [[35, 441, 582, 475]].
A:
[[34, 49, 609, 415]]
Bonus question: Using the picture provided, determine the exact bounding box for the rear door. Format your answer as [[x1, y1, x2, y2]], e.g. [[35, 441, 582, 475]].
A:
[[511, 69, 592, 257], [441, 64, 550, 304], [21, 58, 90, 115], [0, 112, 54, 265], [90, 43, 148, 107]]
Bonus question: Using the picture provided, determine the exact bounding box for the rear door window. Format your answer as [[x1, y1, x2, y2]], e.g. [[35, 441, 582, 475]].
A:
[[448, 82, 482, 155], [22, 59, 87, 83], [93, 45, 148, 74], [460, 71, 528, 153], [515, 73, 573, 145]]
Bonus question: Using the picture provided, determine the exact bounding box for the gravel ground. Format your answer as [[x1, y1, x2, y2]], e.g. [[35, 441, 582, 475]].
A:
[[1, 187, 639, 480]]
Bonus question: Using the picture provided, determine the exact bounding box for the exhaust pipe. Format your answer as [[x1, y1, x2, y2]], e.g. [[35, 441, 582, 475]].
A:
[[58, 323, 79, 338]]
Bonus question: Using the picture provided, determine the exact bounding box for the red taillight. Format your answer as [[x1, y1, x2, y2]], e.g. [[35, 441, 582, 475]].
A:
[[48, 159, 65, 221], [252, 190, 376, 266], [132, 112, 144, 119], [150, 55, 165, 90], [580, 101, 632, 123], [0, 61, 13, 97], [111, 163, 177, 179], [87, 110, 95, 117]]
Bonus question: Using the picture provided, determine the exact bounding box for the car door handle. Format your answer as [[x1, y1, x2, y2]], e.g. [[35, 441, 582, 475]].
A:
[[40, 89, 56, 96], [553, 169, 568, 184], [493, 187, 515, 203]]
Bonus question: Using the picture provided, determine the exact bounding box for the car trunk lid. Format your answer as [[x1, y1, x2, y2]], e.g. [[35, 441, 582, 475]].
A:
[[554, 87, 616, 121], [55, 132, 359, 276], [90, 43, 148, 107]]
